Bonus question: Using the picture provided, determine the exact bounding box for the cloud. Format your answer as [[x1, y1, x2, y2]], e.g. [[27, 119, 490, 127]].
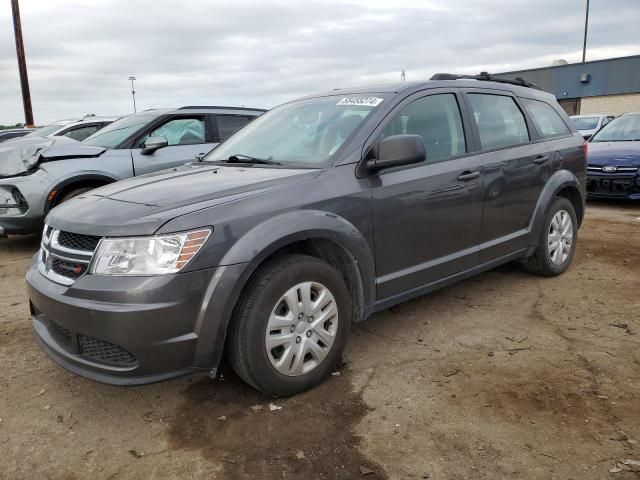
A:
[[0, 0, 638, 124]]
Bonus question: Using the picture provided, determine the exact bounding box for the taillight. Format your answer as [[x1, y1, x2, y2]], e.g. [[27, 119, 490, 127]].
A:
[[582, 142, 588, 160]]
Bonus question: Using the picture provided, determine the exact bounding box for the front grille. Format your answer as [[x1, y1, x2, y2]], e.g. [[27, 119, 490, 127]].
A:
[[39, 228, 95, 285], [57, 231, 101, 252], [51, 258, 87, 279], [78, 335, 137, 366], [586, 175, 635, 196]]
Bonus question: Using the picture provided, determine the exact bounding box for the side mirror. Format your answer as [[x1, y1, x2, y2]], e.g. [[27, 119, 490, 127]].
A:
[[141, 136, 168, 155], [366, 134, 426, 172]]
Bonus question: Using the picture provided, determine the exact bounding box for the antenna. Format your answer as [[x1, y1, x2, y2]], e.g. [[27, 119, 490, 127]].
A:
[[400, 69, 406, 82]]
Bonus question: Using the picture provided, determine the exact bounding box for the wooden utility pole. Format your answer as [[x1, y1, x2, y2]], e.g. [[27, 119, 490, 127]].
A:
[[582, 0, 589, 63], [11, 0, 34, 127]]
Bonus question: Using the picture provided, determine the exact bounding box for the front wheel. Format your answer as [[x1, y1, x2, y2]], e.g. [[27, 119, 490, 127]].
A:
[[524, 197, 578, 277], [228, 254, 352, 396]]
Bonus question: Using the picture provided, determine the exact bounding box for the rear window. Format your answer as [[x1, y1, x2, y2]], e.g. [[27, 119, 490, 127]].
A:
[[523, 99, 571, 138], [468, 94, 530, 150], [571, 116, 599, 130], [216, 115, 252, 141]]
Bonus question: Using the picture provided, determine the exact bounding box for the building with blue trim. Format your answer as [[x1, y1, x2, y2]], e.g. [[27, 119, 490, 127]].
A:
[[498, 55, 640, 116]]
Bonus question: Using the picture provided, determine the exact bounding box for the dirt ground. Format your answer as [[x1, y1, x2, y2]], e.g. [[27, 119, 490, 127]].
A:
[[1, 201, 639, 480]]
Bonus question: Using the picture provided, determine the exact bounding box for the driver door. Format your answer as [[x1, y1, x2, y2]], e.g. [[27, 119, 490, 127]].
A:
[[130, 115, 216, 176]]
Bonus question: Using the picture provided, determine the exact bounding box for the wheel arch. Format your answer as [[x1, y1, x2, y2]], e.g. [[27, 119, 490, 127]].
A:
[[194, 211, 376, 371], [45, 173, 118, 212], [527, 169, 584, 253]]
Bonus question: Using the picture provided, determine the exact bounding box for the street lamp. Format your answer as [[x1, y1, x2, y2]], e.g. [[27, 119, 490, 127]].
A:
[[128, 76, 137, 113]]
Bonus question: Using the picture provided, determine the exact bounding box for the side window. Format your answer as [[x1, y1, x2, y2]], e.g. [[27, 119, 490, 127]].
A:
[[62, 125, 100, 141], [380, 94, 466, 163], [468, 94, 530, 150], [146, 117, 205, 146], [522, 98, 571, 138], [216, 115, 252, 141]]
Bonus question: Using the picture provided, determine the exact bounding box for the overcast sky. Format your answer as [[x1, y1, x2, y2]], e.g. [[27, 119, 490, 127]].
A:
[[0, 0, 638, 125]]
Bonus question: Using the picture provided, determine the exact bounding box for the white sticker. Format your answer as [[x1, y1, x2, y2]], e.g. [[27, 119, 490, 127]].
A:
[[336, 97, 384, 107]]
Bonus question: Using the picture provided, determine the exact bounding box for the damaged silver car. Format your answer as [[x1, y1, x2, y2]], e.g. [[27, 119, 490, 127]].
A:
[[0, 106, 265, 235]]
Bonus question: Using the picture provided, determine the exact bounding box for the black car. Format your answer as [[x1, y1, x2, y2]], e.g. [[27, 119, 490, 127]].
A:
[[27, 73, 587, 396]]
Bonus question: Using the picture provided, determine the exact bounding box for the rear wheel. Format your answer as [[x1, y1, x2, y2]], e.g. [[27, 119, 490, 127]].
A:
[[228, 254, 351, 396], [524, 197, 577, 277]]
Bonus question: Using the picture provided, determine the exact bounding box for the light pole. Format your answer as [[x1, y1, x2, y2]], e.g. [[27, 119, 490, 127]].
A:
[[128, 76, 137, 113], [582, 0, 589, 63]]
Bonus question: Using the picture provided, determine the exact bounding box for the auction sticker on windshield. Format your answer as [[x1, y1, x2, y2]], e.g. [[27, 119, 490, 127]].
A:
[[336, 97, 384, 106]]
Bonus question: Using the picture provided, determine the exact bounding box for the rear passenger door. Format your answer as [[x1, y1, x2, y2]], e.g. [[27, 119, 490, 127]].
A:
[[130, 115, 215, 176], [462, 89, 550, 262], [370, 89, 484, 299]]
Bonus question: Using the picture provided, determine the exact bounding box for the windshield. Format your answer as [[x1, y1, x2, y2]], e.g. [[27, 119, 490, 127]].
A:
[[591, 115, 640, 142], [24, 123, 66, 138], [206, 94, 388, 167], [571, 116, 599, 130], [82, 113, 160, 149]]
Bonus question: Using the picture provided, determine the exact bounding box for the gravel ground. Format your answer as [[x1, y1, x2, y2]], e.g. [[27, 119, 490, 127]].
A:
[[1, 201, 639, 480]]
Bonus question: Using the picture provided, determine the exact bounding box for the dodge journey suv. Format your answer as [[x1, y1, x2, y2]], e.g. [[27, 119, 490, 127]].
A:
[[27, 73, 586, 396]]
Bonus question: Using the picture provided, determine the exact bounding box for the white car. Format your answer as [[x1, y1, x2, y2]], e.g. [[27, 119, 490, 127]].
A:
[[570, 114, 615, 139], [13, 116, 119, 143]]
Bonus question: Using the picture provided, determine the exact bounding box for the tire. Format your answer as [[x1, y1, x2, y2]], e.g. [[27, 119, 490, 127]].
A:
[[56, 187, 94, 205], [524, 197, 578, 277], [228, 254, 352, 396]]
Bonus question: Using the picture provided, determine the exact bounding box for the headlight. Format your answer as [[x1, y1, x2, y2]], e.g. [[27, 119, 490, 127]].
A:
[[91, 228, 211, 276]]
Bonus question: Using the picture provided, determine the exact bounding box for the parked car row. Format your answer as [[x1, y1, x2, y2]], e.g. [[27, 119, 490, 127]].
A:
[[0, 106, 264, 235], [24, 74, 588, 396]]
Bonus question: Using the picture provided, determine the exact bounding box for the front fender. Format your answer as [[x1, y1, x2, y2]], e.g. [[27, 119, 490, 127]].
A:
[[527, 169, 584, 249]]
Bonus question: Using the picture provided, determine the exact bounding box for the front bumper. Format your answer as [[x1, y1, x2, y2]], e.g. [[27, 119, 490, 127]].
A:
[[586, 170, 640, 201], [0, 171, 51, 235], [26, 254, 246, 385]]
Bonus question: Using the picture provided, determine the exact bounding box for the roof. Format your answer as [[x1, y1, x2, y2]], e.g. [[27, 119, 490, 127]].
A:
[[294, 77, 556, 103]]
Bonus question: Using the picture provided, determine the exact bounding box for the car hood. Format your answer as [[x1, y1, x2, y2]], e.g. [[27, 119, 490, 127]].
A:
[[47, 163, 321, 236], [587, 141, 640, 166], [0, 136, 104, 178]]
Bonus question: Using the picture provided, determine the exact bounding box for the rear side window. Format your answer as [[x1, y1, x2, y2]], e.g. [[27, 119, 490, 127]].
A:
[[523, 99, 570, 138], [381, 93, 466, 163], [216, 115, 252, 141], [62, 125, 100, 142], [468, 94, 530, 150]]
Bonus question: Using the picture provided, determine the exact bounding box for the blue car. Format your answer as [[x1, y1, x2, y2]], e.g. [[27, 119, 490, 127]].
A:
[[586, 112, 640, 201]]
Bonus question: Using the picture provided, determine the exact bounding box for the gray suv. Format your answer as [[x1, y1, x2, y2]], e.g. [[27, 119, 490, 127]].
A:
[[27, 74, 586, 396], [0, 106, 264, 235]]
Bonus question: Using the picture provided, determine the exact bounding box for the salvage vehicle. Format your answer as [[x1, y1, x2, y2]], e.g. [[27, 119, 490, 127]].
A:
[[27, 74, 586, 396], [0, 106, 264, 235], [585, 112, 640, 201], [570, 114, 615, 140]]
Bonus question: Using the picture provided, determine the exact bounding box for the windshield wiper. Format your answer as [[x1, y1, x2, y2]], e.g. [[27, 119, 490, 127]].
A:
[[227, 154, 281, 165]]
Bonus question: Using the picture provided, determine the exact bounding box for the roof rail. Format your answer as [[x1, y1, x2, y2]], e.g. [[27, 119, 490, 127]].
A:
[[178, 105, 267, 111], [429, 72, 540, 90]]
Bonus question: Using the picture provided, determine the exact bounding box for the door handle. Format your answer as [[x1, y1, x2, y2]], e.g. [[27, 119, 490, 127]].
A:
[[533, 155, 549, 165], [457, 171, 481, 182]]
